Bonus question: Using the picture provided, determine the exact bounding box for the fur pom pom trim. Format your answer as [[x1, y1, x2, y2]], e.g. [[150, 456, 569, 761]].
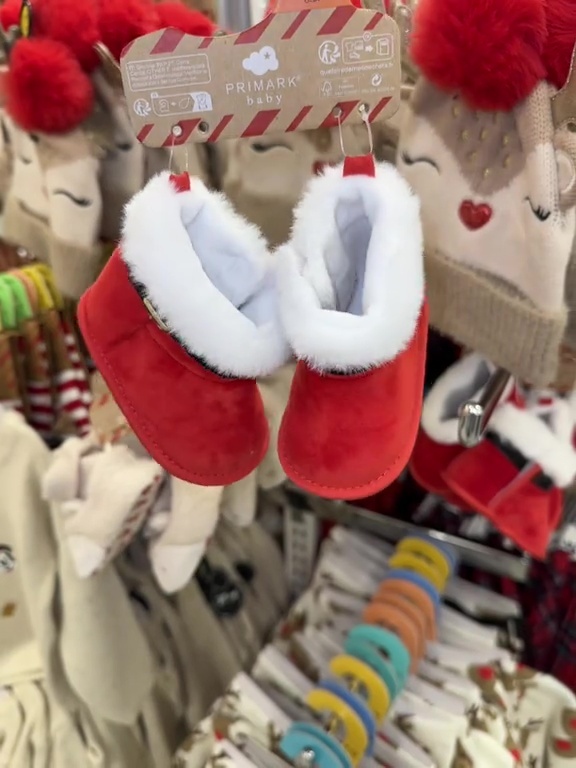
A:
[[411, 0, 547, 111], [154, 2, 217, 36], [99, 0, 158, 60], [121, 172, 290, 379], [543, 0, 576, 89], [277, 161, 424, 373], [0, 0, 21, 31], [490, 403, 576, 488], [421, 354, 499, 444], [34, 0, 100, 71], [6, 38, 94, 133]]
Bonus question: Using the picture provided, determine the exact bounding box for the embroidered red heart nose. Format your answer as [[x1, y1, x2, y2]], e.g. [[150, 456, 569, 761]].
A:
[[459, 200, 493, 230], [554, 739, 572, 752], [478, 667, 495, 681]]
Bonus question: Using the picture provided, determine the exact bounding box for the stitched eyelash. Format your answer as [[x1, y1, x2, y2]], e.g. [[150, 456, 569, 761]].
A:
[[251, 142, 291, 153], [52, 189, 92, 207], [525, 197, 551, 222], [400, 151, 440, 171]]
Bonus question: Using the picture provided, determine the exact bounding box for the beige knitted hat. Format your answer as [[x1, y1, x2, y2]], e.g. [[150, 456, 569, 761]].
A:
[[2, 116, 51, 262], [2, 121, 104, 299], [398, 0, 576, 386], [0, 109, 13, 210], [92, 72, 146, 243]]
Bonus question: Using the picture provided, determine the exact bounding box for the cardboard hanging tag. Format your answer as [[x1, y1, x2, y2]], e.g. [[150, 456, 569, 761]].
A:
[[120, 1, 401, 146]]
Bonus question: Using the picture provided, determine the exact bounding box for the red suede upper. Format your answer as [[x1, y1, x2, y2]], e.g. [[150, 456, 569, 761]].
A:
[[279, 304, 429, 500], [409, 429, 466, 506], [443, 441, 563, 559], [78, 249, 270, 486]]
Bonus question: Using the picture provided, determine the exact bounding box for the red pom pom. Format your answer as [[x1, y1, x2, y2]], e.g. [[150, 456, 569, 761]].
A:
[[410, 0, 547, 111], [32, 0, 100, 72], [543, 0, 576, 89], [99, 0, 158, 60], [33, 0, 100, 71], [6, 38, 93, 133], [154, 3, 217, 36], [0, 0, 22, 31]]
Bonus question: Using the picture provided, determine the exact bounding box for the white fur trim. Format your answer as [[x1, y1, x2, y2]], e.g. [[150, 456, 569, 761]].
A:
[[276, 161, 424, 371], [121, 172, 289, 378], [421, 353, 499, 444], [490, 403, 576, 488]]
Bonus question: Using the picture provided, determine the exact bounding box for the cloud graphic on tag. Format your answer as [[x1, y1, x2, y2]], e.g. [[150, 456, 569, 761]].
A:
[[242, 46, 279, 76]]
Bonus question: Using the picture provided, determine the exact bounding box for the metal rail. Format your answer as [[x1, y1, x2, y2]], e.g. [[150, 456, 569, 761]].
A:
[[271, 484, 531, 583]]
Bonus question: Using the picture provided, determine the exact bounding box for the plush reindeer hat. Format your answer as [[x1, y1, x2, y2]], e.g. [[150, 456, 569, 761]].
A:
[[0, 0, 217, 134], [0, 0, 217, 292], [398, 0, 576, 386]]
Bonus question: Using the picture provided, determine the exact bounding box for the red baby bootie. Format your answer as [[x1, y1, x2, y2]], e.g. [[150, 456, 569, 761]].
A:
[[444, 401, 575, 558], [78, 172, 289, 486], [410, 352, 505, 505], [276, 155, 428, 500]]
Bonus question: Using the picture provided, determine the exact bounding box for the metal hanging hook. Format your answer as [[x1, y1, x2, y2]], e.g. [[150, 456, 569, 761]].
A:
[[458, 367, 513, 447], [335, 104, 374, 158], [168, 124, 183, 174]]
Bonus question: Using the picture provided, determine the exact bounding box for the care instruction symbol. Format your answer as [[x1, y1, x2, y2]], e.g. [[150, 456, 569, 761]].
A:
[[319, 40, 341, 66], [133, 98, 152, 118]]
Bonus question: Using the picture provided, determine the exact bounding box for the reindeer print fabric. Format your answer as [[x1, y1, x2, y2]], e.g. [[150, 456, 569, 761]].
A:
[[396, 660, 576, 768]]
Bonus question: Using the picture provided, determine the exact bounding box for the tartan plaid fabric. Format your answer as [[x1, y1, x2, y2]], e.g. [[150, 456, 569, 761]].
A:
[[552, 582, 576, 692], [523, 551, 575, 679]]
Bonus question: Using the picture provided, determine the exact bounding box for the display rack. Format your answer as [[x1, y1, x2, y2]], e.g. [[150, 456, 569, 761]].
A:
[[269, 483, 533, 583]]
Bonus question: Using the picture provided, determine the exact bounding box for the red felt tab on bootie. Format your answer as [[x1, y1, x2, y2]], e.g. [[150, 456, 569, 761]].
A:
[[443, 440, 563, 559], [409, 429, 466, 505], [78, 172, 289, 486], [276, 160, 427, 500]]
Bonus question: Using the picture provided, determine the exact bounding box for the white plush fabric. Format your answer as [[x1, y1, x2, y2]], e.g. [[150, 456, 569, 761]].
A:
[[490, 402, 576, 488], [276, 161, 424, 372], [121, 172, 290, 379]]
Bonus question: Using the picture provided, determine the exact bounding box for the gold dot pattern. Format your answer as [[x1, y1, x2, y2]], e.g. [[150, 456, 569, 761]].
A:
[[411, 81, 525, 196]]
